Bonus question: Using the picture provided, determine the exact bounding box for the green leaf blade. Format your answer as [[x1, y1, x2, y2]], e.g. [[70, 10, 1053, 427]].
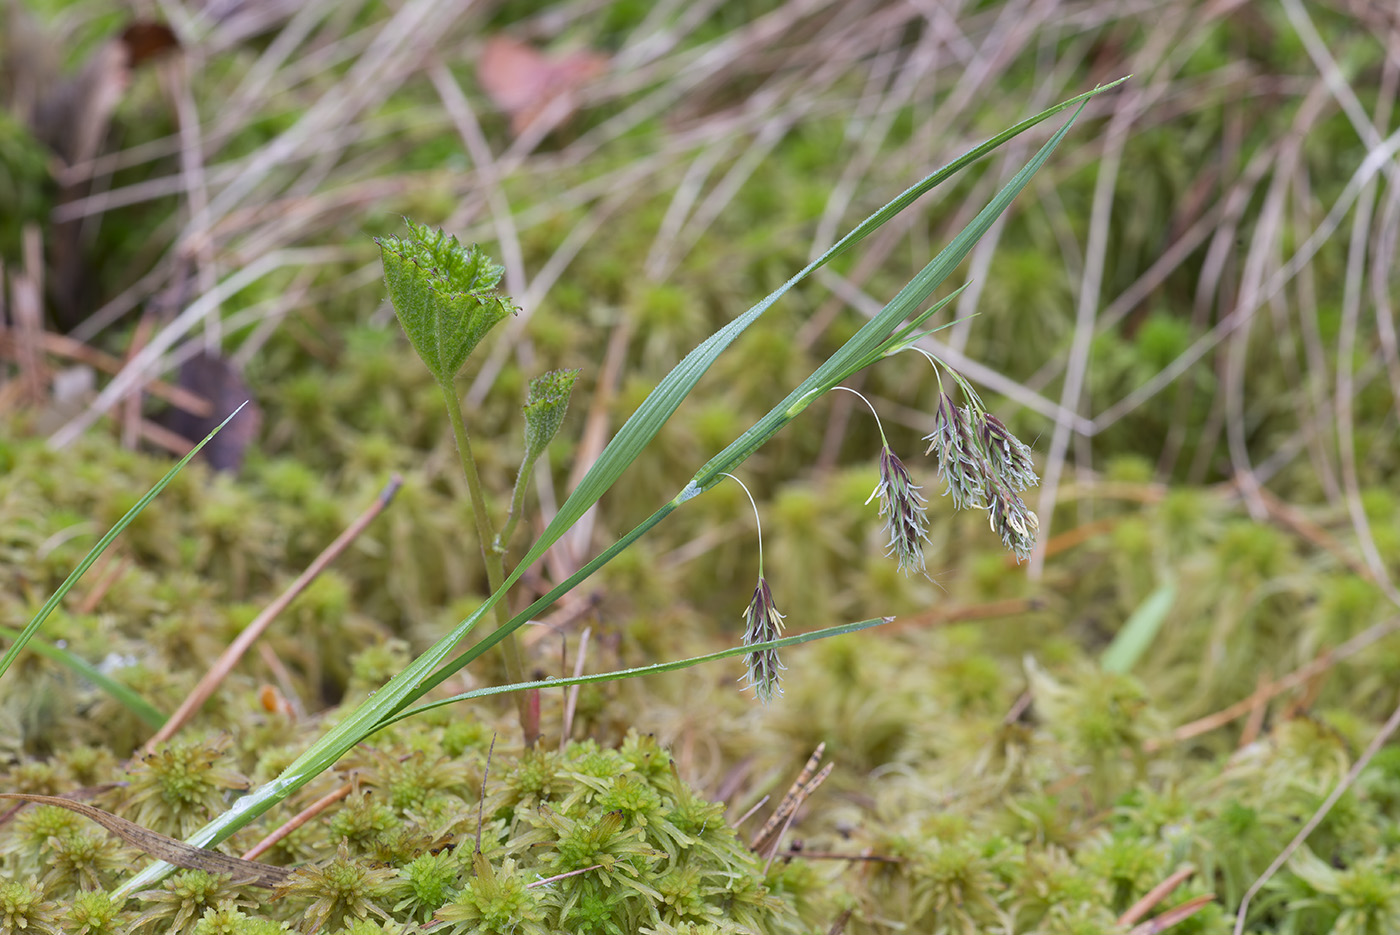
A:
[[1102, 582, 1177, 674], [0, 405, 247, 684]]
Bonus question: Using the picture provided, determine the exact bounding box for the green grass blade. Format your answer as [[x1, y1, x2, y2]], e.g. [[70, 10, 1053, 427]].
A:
[[689, 94, 1100, 491], [507, 79, 1127, 589], [0, 404, 247, 683], [0, 625, 166, 728], [1101, 582, 1177, 674], [385, 615, 896, 726]]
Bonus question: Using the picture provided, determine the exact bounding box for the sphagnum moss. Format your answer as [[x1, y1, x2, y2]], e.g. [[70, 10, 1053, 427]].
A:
[[5, 361, 1400, 935]]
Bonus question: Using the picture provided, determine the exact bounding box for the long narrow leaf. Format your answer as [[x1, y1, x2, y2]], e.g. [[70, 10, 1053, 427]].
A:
[[385, 616, 895, 726], [0, 625, 166, 728], [503, 79, 1126, 591], [1101, 582, 1177, 674], [689, 94, 1099, 491], [0, 404, 247, 683]]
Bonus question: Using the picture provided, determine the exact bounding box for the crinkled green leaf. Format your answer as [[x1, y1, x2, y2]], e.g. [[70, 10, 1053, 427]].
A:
[[377, 221, 513, 383]]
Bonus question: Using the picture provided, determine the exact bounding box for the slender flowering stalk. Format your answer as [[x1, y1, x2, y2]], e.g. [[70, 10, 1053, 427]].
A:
[[723, 473, 788, 703]]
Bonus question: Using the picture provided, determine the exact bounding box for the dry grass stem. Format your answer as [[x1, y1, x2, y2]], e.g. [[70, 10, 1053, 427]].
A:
[[1155, 615, 1400, 749], [1232, 694, 1400, 934], [1131, 894, 1216, 935], [559, 627, 591, 753], [1118, 864, 1197, 926], [240, 782, 353, 862], [750, 743, 828, 856], [143, 474, 402, 753]]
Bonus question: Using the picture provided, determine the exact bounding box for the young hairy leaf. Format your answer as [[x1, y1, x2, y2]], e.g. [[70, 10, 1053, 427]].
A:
[[377, 220, 514, 383], [522, 368, 581, 465]]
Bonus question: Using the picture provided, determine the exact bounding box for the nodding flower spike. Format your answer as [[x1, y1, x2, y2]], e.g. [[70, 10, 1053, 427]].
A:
[[741, 578, 787, 704], [867, 446, 930, 575], [978, 412, 1038, 492], [921, 385, 1042, 562], [924, 394, 985, 511], [987, 481, 1039, 562]]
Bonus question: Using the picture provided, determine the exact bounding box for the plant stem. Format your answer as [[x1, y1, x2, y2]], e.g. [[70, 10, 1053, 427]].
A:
[[493, 457, 534, 555], [411, 498, 680, 701], [440, 379, 536, 745]]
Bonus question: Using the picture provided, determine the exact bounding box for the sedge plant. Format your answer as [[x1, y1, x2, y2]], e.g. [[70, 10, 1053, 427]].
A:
[[1, 80, 1122, 899]]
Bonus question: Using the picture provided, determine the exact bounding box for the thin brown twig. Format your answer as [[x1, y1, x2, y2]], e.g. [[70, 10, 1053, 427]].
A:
[[1118, 865, 1196, 926], [753, 754, 835, 859], [142, 474, 402, 753], [0, 327, 212, 417], [1280, 664, 1329, 723], [240, 782, 353, 862], [256, 642, 306, 719], [77, 554, 132, 615], [1254, 486, 1374, 584], [1150, 615, 1400, 750], [1003, 689, 1032, 726], [1238, 673, 1270, 749], [763, 762, 834, 876], [749, 743, 825, 853], [1133, 894, 1216, 935], [1003, 519, 1119, 568], [138, 417, 198, 457], [1233, 693, 1400, 934]]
